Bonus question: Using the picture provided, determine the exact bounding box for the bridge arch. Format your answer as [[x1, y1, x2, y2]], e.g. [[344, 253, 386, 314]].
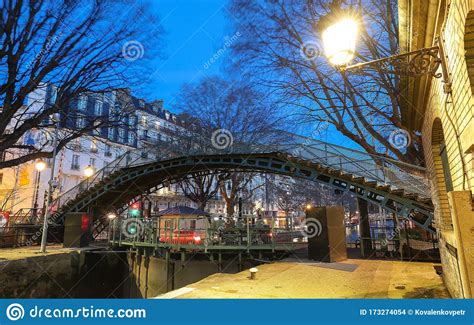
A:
[[57, 150, 434, 233]]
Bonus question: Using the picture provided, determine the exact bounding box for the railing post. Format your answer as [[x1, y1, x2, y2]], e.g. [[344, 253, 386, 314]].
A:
[[118, 219, 122, 246]]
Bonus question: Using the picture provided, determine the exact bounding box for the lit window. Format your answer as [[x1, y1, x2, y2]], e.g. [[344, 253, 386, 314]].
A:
[[90, 140, 98, 153], [118, 129, 125, 142], [78, 95, 87, 111], [94, 101, 103, 115], [141, 115, 147, 126], [76, 117, 86, 128]]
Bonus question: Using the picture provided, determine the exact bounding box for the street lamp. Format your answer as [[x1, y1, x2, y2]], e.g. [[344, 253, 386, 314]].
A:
[[33, 160, 47, 218], [40, 113, 60, 253], [319, 12, 358, 66], [317, 1, 452, 93], [84, 165, 94, 178], [107, 213, 117, 220], [35, 159, 46, 172]]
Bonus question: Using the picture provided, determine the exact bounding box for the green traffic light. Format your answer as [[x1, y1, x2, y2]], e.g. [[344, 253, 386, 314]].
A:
[[130, 209, 140, 216]]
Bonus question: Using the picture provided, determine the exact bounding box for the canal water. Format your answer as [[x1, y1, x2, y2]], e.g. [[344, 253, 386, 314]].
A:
[[0, 249, 258, 298]]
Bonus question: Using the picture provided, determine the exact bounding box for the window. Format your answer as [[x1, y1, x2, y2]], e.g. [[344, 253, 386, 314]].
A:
[[76, 116, 86, 128], [128, 133, 135, 144], [108, 127, 115, 139], [71, 155, 80, 170], [90, 140, 98, 153], [129, 116, 136, 126], [89, 157, 96, 168], [49, 87, 57, 104], [440, 142, 453, 192], [94, 101, 103, 115], [78, 95, 87, 111], [141, 115, 147, 126], [155, 121, 160, 129], [142, 129, 148, 139], [105, 144, 112, 157], [118, 129, 125, 142]]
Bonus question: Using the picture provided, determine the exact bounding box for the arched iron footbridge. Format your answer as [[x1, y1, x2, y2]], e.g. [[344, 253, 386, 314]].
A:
[[52, 133, 434, 238]]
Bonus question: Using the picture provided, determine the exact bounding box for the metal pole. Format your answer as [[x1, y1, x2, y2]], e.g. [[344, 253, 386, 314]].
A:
[[40, 117, 59, 253], [32, 170, 41, 218]]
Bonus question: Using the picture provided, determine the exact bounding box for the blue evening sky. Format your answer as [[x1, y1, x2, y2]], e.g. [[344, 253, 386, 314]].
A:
[[132, 0, 358, 150], [135, 0, 229, 108]]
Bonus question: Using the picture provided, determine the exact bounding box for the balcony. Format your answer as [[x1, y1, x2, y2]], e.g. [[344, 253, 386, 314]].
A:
[[70, 164, 80, 171]]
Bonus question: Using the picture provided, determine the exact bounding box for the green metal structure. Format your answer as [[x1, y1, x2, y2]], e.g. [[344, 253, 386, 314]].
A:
[[51, 132, 434, 238]]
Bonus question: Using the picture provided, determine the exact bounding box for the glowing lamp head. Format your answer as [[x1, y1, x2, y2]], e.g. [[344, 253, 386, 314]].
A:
[[322, 18, 358, 66], [306, 204, 312, 210], [107, 213, 117, 220], [35, 160, 46, 172], [84, 165, 94, 178], [317, 6, 359, 66]]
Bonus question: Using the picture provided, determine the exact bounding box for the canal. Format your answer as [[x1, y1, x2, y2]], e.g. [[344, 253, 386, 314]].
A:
[[0, 247, 260, 298]]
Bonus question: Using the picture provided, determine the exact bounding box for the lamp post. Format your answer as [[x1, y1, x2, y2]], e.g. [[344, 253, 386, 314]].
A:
[[317, 0, 451, 92], [40, 114, 60, 253], [33, 159, 46, 218]]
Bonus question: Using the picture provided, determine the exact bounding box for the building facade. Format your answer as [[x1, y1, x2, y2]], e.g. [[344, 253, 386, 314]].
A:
[[399, 0, 474, 297]]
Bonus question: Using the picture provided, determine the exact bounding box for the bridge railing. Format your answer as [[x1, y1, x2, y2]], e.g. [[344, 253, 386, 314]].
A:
[[108, 217, 305, 250], [53, 131, 430, 214]]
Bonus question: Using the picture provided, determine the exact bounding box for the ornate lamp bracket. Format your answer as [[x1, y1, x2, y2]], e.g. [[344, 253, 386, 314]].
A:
[[341, 35, 452, 93]]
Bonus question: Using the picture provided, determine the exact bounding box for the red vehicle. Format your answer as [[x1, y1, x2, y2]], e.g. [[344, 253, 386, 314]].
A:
[[160, 230, 203, 245]]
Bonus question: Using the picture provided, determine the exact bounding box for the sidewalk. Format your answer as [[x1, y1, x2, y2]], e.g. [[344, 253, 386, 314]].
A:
[[159, 258, 450, 298]]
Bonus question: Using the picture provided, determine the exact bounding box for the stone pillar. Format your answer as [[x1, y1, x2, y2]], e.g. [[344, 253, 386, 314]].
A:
[[447, 191, 474, 298], [357, 198, 373, 257]]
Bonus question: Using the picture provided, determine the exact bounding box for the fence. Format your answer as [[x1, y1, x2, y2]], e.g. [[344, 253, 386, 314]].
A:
[[108, 216, 306, 251]]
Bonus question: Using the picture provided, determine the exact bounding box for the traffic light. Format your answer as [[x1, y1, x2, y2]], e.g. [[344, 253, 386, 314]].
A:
[[129, 202, 140, 217]]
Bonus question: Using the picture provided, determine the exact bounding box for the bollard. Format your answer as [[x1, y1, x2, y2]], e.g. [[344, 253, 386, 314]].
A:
[[249, 267, 258, 280]]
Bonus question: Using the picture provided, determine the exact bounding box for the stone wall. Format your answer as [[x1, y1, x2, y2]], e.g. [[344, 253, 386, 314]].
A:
[[0, 250, 129, 298], [422, 0, 474, 298]]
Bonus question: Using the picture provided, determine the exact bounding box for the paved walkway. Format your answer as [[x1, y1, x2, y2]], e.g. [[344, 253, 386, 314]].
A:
[[159, 259, 450, 298], [0, 245, 99, 261]]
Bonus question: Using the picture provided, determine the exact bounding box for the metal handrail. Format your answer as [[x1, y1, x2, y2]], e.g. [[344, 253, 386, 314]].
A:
[[52, 131, 431, 214]]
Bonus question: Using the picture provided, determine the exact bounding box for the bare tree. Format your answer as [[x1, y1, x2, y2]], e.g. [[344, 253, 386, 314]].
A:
[[0, 0, 162, 169], [227, 0, 423, 165], [178, 173, 221, 211], [173, 75, 284, 215]]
